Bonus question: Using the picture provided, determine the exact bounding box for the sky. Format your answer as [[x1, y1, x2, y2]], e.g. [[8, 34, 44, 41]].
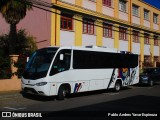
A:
[[143, 0, 160, 9]]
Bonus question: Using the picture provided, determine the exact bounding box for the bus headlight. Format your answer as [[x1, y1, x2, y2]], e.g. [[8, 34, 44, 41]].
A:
[[36, 82, 47, 86]]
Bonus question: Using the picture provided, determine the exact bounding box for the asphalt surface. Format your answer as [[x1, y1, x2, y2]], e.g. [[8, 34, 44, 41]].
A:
[[0, 83, 160, 120]]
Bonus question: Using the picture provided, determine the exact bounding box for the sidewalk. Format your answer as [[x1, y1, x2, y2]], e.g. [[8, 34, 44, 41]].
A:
[[0, 90, 21, 99]]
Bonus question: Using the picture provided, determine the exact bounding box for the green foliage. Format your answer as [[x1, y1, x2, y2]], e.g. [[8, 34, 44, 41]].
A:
[[15, 29, 37, 54], [0, 29, 37, 56], [0, 56, 12, 79], [0, 0, 32, 54], [14, 30, 37, 78], [14, 54, 27, 78], [0, 33, 9, 55], [0, 29, 37, 79], [0, 0, 32, 25]]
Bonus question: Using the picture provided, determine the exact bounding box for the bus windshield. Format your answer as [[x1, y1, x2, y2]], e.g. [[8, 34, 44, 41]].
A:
[[23, 48, 59, 80]]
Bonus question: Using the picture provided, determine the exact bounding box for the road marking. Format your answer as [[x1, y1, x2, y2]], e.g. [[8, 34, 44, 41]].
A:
[[109, 93, 119, 95], [103, 93, 119, 95], [3, 107, 26, 110]]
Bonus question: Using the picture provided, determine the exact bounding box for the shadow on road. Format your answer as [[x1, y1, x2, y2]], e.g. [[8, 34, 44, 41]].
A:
[[19, 95, 160, 120], [41, 95, 160, 119], [66, 95, 160, 111], [20, 91, 56, 101], [133, 82, 160, 87], [20, 87, 132, 101]]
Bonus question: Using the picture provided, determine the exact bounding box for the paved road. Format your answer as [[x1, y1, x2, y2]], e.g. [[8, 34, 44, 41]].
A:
[[0, 84, 160, 119]]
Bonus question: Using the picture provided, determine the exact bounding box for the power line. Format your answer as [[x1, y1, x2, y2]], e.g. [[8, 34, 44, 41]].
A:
[[17, 0, 160, 41], [54, 0, 160, 37]]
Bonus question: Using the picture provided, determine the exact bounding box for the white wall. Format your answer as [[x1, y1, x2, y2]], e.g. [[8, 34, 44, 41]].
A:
[[60, 0, 75, 4], [132, 42, 140, 54], [119, 40, 128, 51], [144, 45, 151, 55], [82, 34, 96, 46], [82, 0, 96, 11], [102, 6, 114, 17], [154, 46, 159, 56], [102, 37, 114, 48], [144, 20, 150, 28], [119, 12, 128, 21], [132, 16, 140, 25], [153, 24, 159, 30], [60, 30, 75, 46]]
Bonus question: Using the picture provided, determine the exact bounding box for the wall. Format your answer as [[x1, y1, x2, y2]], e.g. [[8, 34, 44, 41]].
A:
[[60, 30, 75, 46], [0, 79, 21, 92], [103, 37, 114, 48], [82, 34, 96, 46], [0, 0, 52, 49], [54, 0, 160, 64]]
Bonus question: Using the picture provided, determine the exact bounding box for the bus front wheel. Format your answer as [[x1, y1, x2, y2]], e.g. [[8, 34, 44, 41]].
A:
[[57, 85, 69, 100]]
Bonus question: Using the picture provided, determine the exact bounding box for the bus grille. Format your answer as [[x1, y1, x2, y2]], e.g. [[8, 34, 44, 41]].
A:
[[24, 88, 38, 94]]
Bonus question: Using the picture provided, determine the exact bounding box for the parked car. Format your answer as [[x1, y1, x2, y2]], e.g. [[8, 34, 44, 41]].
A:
[[139, 67, 160, 86]]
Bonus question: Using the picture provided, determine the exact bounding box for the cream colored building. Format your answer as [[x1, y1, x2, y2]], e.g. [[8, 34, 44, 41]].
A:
[[1, 0, 160, 68], [50, 0, 160, 68]]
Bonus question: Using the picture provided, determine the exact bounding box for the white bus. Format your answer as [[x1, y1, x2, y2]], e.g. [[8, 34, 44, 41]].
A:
[[21, 46, 139, 100]]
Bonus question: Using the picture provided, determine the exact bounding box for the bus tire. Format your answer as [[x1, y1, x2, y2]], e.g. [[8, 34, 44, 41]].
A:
[[114, 81, 121, 92], [57, 85, 67, 100]]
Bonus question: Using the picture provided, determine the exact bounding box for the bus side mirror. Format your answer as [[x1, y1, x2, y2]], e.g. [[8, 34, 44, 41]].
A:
[[27, 57, 29, 62], [60, 54, 64, 61]]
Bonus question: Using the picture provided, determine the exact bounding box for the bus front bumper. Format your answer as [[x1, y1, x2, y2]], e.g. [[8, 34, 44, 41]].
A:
[[21, 83, 51, 96]]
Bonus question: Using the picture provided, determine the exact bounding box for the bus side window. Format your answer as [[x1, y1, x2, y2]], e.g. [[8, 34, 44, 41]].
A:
[[50, 49, 71, 76]]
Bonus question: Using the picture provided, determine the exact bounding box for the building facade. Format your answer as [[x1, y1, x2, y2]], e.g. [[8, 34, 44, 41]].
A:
[[0, 0, 160, 68]]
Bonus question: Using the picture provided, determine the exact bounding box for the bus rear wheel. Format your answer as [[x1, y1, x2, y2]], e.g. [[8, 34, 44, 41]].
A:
[[114, 81, 121, 92]]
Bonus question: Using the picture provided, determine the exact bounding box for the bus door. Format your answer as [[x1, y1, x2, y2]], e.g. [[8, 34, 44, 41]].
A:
[[49, 49, 72, 95]]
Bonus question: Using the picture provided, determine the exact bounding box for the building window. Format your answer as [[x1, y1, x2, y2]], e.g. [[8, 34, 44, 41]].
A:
[[61, 15, 73, 30], [132, 30, 139, 42], [103, 23, 112, 38], [144, 33, 150, 44], [132, 4, 139, 17], [154, 36, 158, 46], [153, 13, 158, 24], [144, 9, 149, 20], [103, 0, 112, 7], [83, 19, 94, 34], [119, 27, 127, 40], [119, 0, 127, 12]]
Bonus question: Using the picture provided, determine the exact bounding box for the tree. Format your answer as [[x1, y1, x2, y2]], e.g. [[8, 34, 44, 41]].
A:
[[0, 29, 37, 79], [0, 29, 37, 56], [0, 0, 32, 54]]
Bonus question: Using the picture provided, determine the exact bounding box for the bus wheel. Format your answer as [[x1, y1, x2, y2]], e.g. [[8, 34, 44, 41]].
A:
[[114, 81, 121, 92], [57, 86, 67, 100]]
